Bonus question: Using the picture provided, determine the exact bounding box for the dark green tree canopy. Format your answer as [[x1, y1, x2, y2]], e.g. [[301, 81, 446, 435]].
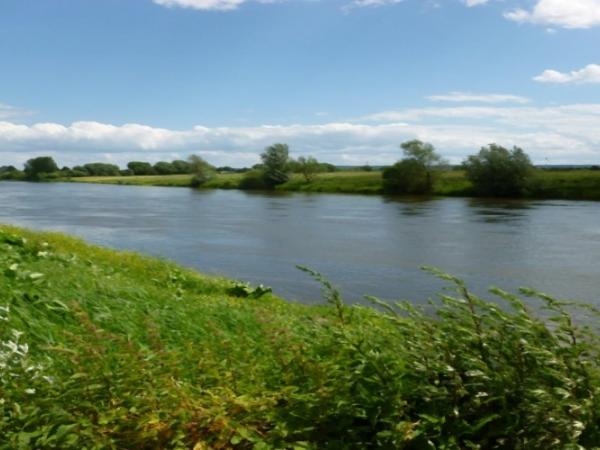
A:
[[82, 163, 121, 177], [463, 144, 533, 197], [188, 155, 216, 187], [127, 161, 155, 175], [153, 161, 176, 175], [0, 165, 17, 174], [383, 140, 443, 194], [261, 143, 290, 187], [24, 156, 59, 179], [171, 160, 193, 174]]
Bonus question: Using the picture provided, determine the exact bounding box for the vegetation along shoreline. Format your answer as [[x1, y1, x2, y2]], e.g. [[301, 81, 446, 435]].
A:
[[2, 224, 600, 448], [2, 140, 600, 200]]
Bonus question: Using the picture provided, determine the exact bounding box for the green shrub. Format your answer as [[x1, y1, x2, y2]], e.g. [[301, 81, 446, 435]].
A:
[[239, 169, 268, 190], [383, 159, 430, 194], [383, 140, 444, 194], [1, 226, 599, 449], [463, 144, 533, 197]]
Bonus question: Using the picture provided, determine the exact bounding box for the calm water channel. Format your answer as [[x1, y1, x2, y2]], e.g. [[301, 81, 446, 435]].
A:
[[1, 181, 599, 305]]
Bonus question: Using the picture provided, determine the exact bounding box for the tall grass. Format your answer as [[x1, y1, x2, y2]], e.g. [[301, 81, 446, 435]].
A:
[[1, 225, 599, 448]]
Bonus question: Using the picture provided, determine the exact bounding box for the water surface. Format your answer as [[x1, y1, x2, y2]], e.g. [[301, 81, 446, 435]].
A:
[[1, 182, 599, 305]]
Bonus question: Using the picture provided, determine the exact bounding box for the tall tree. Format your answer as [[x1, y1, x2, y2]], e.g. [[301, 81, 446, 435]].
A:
[[261, 143, 290, 187], [24, 156, 59, 180]]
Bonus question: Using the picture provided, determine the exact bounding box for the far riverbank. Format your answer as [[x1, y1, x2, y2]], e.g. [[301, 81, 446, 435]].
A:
[[62, 169, 600, 200]]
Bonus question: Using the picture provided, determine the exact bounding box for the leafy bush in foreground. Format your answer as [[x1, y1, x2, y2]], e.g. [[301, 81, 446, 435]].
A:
[[1, 226, 599, 449]]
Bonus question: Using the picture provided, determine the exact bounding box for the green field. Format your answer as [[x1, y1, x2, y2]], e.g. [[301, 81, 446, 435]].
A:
[[2, 225, 600, 448], [72, 174, 195, 187], [67, 169, 600, 200]]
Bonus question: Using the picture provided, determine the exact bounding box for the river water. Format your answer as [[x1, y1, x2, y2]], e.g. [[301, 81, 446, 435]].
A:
[[1, 181, 599, 305]]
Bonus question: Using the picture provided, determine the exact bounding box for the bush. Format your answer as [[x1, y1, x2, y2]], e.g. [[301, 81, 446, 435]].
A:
[[383, 158, 430, 194], [463, 144, 533, 197], [239, 169, 268, 190], [383, 140, 443, 194]]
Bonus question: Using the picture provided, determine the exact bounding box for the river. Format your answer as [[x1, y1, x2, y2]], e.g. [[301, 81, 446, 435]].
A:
[[1, 181, 599, 305]]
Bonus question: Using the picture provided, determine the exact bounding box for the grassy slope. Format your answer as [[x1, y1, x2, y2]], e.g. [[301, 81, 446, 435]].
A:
[[2, 225, 600, 448]]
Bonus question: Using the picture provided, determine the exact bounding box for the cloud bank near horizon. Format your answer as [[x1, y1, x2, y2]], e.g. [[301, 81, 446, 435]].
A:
[[2, 100, 600, 168]]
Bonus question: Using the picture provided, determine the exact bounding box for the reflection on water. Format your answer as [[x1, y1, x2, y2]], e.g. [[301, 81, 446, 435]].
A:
[[383, 196, 439, 217], [1, 182, 599, 305], [467, 199, 536, 224]]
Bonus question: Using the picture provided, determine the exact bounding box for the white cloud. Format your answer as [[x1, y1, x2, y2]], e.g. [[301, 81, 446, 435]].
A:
[[464, 0, 489, 7], [2, 101, 600, 167], [0, 103, 32, 120], [153, 0, 272, 11], [505, 0, 600, 29], [533, 64, 600, 84], [344, 0, 403, 10], [427, 92, 530, 104]]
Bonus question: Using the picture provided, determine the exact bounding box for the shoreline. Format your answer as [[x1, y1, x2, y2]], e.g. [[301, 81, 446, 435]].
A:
[[2, 224, 599, 448], [46, 168, 600, 201]]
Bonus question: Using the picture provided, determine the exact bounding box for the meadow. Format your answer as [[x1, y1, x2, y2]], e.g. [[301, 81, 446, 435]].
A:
[[2, 225, 600, 448], [70, 169, 600, 200]]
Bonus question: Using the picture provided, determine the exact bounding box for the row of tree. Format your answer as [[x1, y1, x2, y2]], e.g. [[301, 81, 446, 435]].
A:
[[382, 140, 534, 197], [0, 147, 337, 186], [1, 141, 536, 197]]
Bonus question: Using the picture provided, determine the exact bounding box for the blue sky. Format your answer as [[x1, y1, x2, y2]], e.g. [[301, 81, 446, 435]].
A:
[[1, 0, 600, 167]]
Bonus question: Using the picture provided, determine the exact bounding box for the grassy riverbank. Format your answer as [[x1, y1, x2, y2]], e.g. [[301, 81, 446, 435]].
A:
[[2, 225, 600, 448], [67, 169, 600, 200]]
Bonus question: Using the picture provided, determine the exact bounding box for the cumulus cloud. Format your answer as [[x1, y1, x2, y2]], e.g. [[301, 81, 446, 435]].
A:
[[2, 101, 600, 167], [505, 0, 600, 29], [345, 0, 403, 7], [533, 64, 600, 84], [427, 92, 530, 104], [464, 0, 489, 7], [153, 0, 276, 11]]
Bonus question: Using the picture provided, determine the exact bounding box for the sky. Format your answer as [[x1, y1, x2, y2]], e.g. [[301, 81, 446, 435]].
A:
[[1, 0, 600, 168]]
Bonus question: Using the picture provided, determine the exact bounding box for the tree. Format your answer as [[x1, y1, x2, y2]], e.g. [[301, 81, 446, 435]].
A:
[[401, 140, 443, 189], [171, 160, 193, 174], [83, 163, 121, 176], [127, 161, 155, 175], [383, 159, 430, 194], [153, 161, 176, 175], [24, 156, 59, 180], [261, 143, 290, 187], [0, 165, 17, 174], [187, 155, 215, 187], [382, 140, 443, 194], [462, 144, 533, 197], [297, 156, 320, 182]]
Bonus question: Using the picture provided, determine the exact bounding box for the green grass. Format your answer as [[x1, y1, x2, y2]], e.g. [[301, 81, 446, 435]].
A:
[[278, 172, 384, 194], [2, 225, 600, 448], [72, 174, 194, 187], [529, 170, 600, 200], [65, 169, 600, 200]]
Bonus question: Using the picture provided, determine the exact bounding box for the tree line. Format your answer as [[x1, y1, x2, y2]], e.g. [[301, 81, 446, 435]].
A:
[[0, 141, 542, 197]]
